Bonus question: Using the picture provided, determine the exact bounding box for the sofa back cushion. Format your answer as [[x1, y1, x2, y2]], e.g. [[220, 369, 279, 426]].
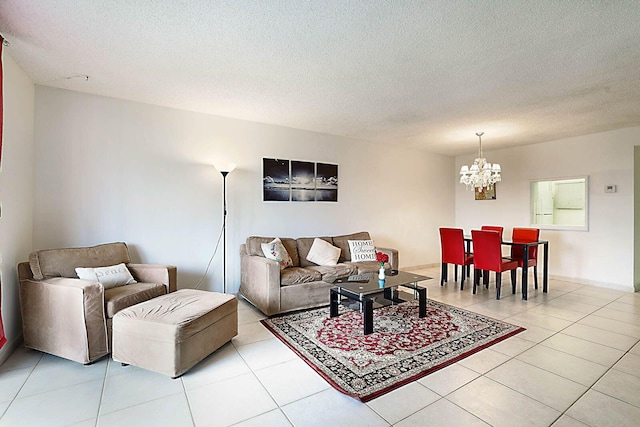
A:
[[245, 236, 299, 267], [296, 237, 333, 267], [332, 231, 371, 262], [29, 242, 132, 280]]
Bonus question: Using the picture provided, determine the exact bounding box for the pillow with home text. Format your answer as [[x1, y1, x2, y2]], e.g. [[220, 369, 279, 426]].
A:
[[347, 239, 377, 262]]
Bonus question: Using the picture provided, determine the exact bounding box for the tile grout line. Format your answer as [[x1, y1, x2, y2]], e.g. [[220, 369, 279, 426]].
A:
[[0, 352, 44, 421], [549, 339, 640, 426], [179, 375, 197, 427]]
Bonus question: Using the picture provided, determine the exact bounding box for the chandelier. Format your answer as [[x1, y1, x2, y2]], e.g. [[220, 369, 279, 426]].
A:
[[459, 132, 501, 190]]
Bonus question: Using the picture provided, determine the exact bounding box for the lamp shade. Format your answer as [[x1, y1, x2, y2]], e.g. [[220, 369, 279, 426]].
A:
[[214, 162, 236, 174]]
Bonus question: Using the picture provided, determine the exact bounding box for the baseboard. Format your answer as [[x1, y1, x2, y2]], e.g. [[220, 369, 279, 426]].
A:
[[549, 274, 634, 292], [403, 263, 439, 271], [0, 334, 24, 367]]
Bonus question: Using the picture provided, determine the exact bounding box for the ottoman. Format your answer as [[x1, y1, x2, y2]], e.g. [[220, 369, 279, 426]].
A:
[[112, 289, 238, 378]]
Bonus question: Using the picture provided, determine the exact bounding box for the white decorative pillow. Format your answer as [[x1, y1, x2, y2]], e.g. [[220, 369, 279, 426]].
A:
[[75, 263, 137, 289], [347, 239, 377, 262], [261, 238, 294, 270], [306, 238, 341, 266]]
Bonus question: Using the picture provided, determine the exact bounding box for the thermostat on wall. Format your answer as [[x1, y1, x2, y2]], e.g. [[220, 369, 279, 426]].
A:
[[605, 185, 617, 193]]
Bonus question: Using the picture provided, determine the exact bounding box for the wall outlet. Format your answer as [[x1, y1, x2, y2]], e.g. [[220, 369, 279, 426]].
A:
[[605, 185, 617, 193]]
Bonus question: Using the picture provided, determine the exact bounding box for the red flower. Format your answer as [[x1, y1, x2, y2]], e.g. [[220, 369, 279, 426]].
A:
[[376, 251, 389, 267]]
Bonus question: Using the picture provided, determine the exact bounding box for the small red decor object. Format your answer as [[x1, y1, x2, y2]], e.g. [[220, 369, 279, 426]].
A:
[[376, 252, 389, 267]]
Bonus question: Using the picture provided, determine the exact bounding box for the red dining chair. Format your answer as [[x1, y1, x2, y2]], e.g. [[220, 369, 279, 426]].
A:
[[510, 227, 541, 290], [471, 229, 518, 299], [481, 225, 503, 239], [479, 226, 504, 286], [439, 228, 473, 290]]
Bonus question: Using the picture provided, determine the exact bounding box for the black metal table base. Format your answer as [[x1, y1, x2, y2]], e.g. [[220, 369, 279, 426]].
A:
[[330, 285, 427, 335]]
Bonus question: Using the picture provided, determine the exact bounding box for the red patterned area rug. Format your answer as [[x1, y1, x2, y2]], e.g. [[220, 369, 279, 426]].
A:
[[262, 299, 524, 402]]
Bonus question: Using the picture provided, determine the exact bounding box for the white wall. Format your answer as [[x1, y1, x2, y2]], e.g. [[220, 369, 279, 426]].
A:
[[456, 127, 640, 291], [33, 87, 455, 293], [0, 52, 35, 363]]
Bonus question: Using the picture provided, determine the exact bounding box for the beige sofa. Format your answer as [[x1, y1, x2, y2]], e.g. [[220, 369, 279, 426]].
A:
[[239, 232, 398, 316], [17, 242, 177, 364]]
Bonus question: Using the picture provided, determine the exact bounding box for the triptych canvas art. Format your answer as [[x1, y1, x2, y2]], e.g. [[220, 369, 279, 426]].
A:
[[263, 158, 338, 202]]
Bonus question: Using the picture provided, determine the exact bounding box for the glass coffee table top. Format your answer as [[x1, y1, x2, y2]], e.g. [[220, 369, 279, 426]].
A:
[[328, 270, 432, 296]]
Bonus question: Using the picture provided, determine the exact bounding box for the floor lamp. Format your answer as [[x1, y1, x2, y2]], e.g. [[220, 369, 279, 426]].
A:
[[214, 162, 236, 294]]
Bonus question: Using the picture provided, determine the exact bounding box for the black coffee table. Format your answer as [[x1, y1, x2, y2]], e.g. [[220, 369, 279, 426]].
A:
[[328, 270, 431, 335]]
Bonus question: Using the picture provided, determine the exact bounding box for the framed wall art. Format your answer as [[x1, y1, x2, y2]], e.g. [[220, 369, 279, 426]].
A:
[[263, 158, 338, 202], [475, 185, 496, 200], [263, 158, 290, 201]]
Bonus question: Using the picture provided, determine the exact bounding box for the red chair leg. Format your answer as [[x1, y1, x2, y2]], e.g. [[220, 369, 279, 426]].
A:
[[496, 273, 502, 300], [534, 265, 538, 289], [454, 265, 458, 281], [473, 268, 480, 294], [511, 269, 517, 294], [441, 263, 447, 286], [483, 270, 489, 288], [460, 265, 465, 290]]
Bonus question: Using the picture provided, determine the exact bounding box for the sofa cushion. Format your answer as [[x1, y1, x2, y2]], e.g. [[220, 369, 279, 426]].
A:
[[306, 238, 341, 266], [246, 236, 275, 257], [280, 267, 322, 286], [75, 263, 137, 289], [104, 282, 167, 318], [306, 264, 358, 282], [297, 237, 333, 267], [344, 261, 381, 274], [261, 238, 294, 270], [332, 232, 371, 262], [246, 236, 299, 267], [29, 242, 132, 280], [347, 240, 377, 262]]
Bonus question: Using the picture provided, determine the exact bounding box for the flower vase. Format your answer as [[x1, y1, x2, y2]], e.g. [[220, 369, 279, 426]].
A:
[[378, 266, 385, 280]]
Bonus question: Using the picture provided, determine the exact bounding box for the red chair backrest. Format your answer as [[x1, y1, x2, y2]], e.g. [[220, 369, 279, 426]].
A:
[[439, 228, 465, 264], [481, 225, 504, 240], [471, 229, 503, 272], [510, 227, 540, 260]]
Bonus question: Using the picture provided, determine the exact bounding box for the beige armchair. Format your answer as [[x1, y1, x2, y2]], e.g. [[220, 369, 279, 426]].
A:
[[17, 242, 176, 364]]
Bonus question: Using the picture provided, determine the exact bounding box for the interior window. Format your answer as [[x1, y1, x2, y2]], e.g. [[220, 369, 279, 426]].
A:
[[530, 177, 588, 230]]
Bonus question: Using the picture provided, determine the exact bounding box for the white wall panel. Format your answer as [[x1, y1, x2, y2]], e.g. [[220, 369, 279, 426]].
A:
[[456, 128, 640, 290], [33, 87, 455, 293], [0, 52, 35, 362]]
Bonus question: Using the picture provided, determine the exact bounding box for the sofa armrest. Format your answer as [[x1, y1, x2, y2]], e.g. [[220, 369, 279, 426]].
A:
[[18, 277, 108, 364], [127, 264, 177, 293], [375, 247, 399, 271], [239, 254, 281, 316]]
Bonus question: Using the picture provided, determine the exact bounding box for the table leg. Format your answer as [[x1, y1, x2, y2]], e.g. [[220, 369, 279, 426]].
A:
[[543, 242, 549, 293], [330, 289, 339, 317], [363, 298, 373, 335], [417, 287, 427, 318], [522, 246, 529, 300]]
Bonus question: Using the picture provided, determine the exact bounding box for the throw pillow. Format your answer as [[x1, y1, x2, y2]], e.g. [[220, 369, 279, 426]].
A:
[[75, 263, 137, 289], [261, 238, 294, 270], [306, 238, 341, 266], [347, 239, 377, 262]]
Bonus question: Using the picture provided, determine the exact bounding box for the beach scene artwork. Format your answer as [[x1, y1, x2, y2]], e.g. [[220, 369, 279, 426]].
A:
[[263, 158, 290, 201], [263, 158, 338, 202]]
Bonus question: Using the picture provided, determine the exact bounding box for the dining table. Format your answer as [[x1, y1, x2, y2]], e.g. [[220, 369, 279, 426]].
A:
[[464, 236, 549, 300]]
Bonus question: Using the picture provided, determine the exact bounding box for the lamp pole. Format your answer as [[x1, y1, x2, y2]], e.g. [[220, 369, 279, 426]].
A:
[[215, 162, 235, 294], [221, 170, 229, 294]]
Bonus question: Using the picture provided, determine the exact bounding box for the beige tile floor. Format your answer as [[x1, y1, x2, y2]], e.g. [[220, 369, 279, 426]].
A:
[[1, 266, 639, 427]]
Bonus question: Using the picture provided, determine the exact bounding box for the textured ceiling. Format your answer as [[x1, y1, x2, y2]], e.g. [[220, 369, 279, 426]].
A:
[[1, 1, 640, 155]]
